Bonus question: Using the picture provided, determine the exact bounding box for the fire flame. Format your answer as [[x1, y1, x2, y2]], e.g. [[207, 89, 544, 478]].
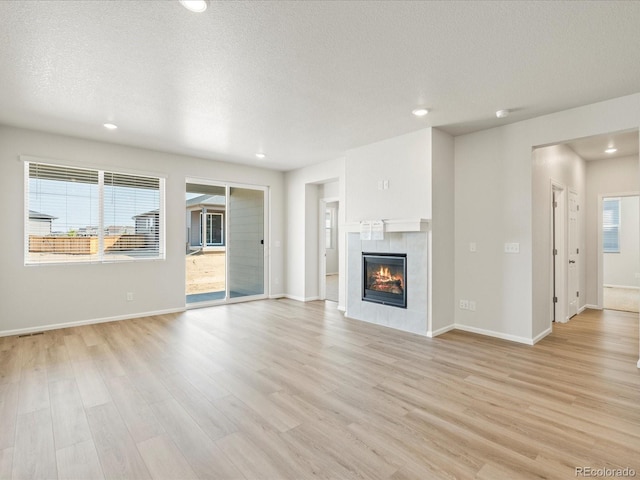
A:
[[373, 266, 403, 289]]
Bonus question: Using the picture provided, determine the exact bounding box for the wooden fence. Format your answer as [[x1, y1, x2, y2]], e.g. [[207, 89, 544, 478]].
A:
[[29, 235, 148, 255]]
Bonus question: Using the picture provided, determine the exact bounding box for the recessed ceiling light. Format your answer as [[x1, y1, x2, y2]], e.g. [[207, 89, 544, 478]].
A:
[[103, 123, 118, 130], [605, 147, 617, 154], [496, 109, 510, 118], [255, 153, 266, 159], [179, 0, 209, 12], [412, 108, 430, 117]]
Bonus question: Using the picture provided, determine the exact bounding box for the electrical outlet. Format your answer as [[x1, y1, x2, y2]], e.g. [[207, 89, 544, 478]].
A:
[[469, 242, 477, 252], [504, 242, 520, 254], [459, 299, 469, 310], [377, 180, 383, 190], [469, 301, 476, 311], [383, 180, 389, 190], [126, 292, 134, 301]]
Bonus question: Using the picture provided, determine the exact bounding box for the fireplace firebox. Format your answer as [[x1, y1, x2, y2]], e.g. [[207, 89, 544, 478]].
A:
[[362, 253, 407, 308]]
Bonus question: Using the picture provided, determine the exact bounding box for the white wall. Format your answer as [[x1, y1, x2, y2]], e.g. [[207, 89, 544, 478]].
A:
[[430, 128, 455, 334], [455, 93, 640, 344], [284, 157, 345, 306], [344, 127, 454, 335], [304, 183, 319, 299], [320, 181, 339, 200], [345, 129, 431, 221], [603, 195, 640, 288], [585, 155, 640, 303], [531, 143, 587, 324], [0, 125, 284, 334]]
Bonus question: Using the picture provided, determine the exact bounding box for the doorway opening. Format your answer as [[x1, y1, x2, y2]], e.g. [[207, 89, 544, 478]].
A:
[[185, 180, 268, 307], [551, 183, 567, 323], [319, 197, 339, 303], [600, 194, 640, 313]]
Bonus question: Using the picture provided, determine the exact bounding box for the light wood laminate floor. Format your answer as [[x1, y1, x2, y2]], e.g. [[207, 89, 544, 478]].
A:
[[1, 301, 638, 479]]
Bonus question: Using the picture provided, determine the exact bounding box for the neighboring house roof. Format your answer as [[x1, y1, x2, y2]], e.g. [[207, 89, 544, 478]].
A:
[[133, 194, 225, 219], [29, 210, 57, 220], [132, 209, 159, 219], [186, 194, 226, 208]]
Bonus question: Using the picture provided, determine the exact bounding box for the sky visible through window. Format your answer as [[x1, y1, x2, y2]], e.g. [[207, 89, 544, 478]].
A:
[[29, 178, 159, 234]]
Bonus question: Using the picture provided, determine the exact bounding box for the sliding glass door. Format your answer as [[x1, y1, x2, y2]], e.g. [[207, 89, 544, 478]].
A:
[[186, 180, 267, 306], [228, 187, 265, 299]]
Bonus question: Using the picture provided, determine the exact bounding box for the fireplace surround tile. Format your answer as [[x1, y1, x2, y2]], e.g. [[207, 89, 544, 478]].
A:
[[346, 232, 429, 335]]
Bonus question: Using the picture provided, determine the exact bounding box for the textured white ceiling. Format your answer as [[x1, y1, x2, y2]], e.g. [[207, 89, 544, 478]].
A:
[[566, 130, 639, 161], [0, 0, 639, 170]]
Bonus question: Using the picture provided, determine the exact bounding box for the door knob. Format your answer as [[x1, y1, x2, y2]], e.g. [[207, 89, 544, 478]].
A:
[[569, 260, 575, 264]]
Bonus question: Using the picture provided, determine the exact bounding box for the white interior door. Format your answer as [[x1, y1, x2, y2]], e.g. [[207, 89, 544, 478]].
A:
[[568, 190, 579, 318]]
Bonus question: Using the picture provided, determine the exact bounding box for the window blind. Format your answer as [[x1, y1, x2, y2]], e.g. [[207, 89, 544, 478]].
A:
[[26, 161, 164, 264], [602, 198, 620, 253]]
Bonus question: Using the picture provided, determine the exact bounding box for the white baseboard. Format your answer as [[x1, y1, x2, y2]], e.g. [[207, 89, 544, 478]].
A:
[[577, 305, 586, 314], [283, 294, 320, 302], [532, 327, 552, 344], [0, 307, 186, 338], [603, 284, 640, 290], [427, 324, 456, 337], [637, 358, 640, 369], [337, 305, 346, 312], [454, 324, 534, 345], [269, 294, 285, 299], [584, 304, 602, 310]]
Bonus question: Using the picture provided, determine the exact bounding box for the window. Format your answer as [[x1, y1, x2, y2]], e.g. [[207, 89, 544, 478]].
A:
[[602, 197, 620, 253], [26, 160, 164, 264], [325, 207, 334, 249], [199, 212, 224, 246]]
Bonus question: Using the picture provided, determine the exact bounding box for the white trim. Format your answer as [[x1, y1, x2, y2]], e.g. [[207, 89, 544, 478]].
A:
[[284, 294, 320, 302], [20, 154, 168, 179], [532, 327, 552, 344], [337, 306, 346, 312], [454, 324, 535, 345], [584, 304, 602, 310], [550, 180, 567, 325], [637, 358, 640, 369], [343, 218, 430, 233], [318, 199, 328, 300], [577, 305, 587, 314], [185, 299, 225, 310], [603, 284, 640, 290], [427, 324, 455, 337], [597, 191, 640, 310], [269, 294, 285, 299], [0, 307, 185, 338]]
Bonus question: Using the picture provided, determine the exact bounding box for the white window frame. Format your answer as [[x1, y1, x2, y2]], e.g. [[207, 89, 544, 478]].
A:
[[602, 197, 620, 254], [199, 211, 224, 246], [325, 206, 335, 249], [24, 158, 165, 265]]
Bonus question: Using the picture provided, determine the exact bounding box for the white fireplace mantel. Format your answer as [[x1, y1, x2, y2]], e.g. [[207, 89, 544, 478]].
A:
[[342, 218, 430, 233]]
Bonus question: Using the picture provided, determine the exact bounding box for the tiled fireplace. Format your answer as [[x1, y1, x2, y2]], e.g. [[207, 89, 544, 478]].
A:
[[346, 222, 429, 335]]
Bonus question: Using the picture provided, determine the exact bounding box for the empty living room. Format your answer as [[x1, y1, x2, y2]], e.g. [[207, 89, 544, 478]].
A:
[[0, 1, 639, 479]]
